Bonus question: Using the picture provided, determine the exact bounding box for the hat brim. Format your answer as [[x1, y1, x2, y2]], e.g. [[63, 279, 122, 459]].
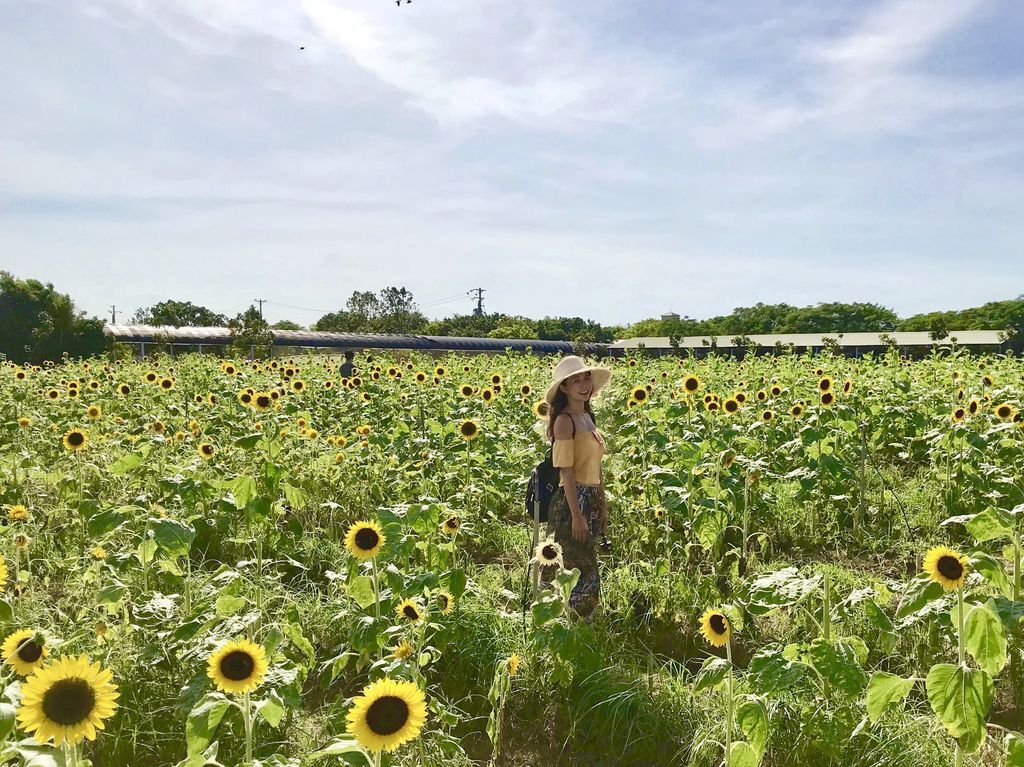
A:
[[545, 367, 612, 405]]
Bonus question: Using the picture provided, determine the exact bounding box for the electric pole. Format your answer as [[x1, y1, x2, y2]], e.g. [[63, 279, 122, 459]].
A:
[[469, 288, 485, 316], [109, 305, 117, 324], [255, 298, 267, 319]]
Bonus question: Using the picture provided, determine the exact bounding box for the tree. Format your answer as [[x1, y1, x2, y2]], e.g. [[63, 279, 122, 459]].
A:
[[229, 305, 273, 359], [131, 300, 228, 327], [0, 272, 110, 363], [272, 320, 304, 331]]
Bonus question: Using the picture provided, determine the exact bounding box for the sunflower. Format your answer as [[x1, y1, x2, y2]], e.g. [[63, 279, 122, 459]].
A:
[[14, 534, 30, 549], [967, 399, 980, 415], [414, 371, 427, 384], [435, 590, 455, 615], [151, 420, 165, 434], [237, 391, 253, 406], [533, 400, 549, 418], [46, 389, 60, 400], [90, 546, 107, 560], [62, 429, 88, 452], [983, 374, 994, 387], [356, 424, 371, 437], [207, 393, 218, 405], [144, 371, 158, 383], [197, 443, 216, 460], [951, 407, 966, 423], [676, 374, 699, 393], [8, 505, 29, 521], [923, 546, 968, 591], [253, 392, 273, 411], [761, 409, 774, 422], [345, 521, 385, 561], [459, 420, 480, 441], [818, 376, 833, 392], [396, 599, 425, 624], [630, 386, 649, 405], [723, 398, 739, 414], [842, 380, 853, 394], [0, 556, 7, 591], [819, 391, 834, 407], [459, 384, 475, 398], [536, 541, 563, 567], [16, 654, 119, 747], [699, 608, 731, 648], [361, 392, 372, 403], [392, 640, 414, 660], [2, 629, 48, 676], [706, 400, 719, 412], [435, 366, 446, 378], [17, 416, 30, 428], [790, 403, 803, 417], [291, 380, 306, 393], [481, 388, 494, 403], [222, 364, 237, 376], [770, 384, 782, 396], [86, 405, 101, 420], [507, 654, 521, 677], [491, 373, 503, 385], [159, 378, 174, 391], [994, 403, 1016, 421], [347, 677, 427, 753], [207, 638, 268, 695]]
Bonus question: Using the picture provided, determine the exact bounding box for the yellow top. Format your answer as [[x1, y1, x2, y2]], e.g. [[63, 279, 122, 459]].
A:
[[552, 415, 606, 486]]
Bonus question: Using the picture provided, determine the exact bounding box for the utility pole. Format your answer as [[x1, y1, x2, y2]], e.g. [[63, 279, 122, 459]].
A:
[[255, 298, 267, 319], [109, 305, 117, 324], [469, 288, 485, 316]]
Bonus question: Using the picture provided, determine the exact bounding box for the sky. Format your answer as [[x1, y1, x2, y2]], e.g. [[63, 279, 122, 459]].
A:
[[1, 0, 1022, 328]]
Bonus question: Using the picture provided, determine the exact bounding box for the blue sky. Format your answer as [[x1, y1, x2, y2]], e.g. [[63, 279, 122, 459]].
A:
[[1, 0, 1022, 327]]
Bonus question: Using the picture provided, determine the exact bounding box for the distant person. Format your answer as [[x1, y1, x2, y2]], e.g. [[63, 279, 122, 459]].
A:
[[339, 350, 356, 378]]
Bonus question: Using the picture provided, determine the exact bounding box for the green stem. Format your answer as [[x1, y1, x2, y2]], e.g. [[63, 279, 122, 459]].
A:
[[243, 691, 254, 763], [725, 639, 734, 767], [957, 587, 965, 666], [823, 571, 832, 643]]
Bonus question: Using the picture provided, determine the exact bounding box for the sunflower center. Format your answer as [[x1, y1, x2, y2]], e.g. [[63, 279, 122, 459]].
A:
[[937, 555, 964, 581], [541, 545, 557, 560], [220, 650, 256, 681], [41, 677, 95, 726], [257, 396, 270, 407], [355, 528, 380, 551], [403, 605, 419, 620], [68, 432, 84, 446], [366, 695, 410, 736], [17, 639, 43, 663], [710, 614, 727, 635]]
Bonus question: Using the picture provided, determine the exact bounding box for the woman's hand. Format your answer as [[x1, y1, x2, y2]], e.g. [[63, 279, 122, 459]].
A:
[[571, 510, 590, 543]]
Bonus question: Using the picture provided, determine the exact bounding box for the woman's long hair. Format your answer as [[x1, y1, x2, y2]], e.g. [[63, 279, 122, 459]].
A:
[[546, 386, 596, 443]]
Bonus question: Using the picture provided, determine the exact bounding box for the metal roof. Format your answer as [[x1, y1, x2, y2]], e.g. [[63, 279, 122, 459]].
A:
[[104, 325, 595, 355], [610, 330, 1008, 349]]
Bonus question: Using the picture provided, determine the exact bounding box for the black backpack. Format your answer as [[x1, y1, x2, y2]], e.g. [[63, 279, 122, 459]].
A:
[[525, 413, 592, 524]]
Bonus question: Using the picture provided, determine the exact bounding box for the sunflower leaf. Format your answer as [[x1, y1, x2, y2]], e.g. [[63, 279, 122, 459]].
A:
[[693, 657, 730, 694], [926, 663, 993, 753], [865, 672, 915, 722], [185, 692, 231, 757], [1005, 731, 1024, 767], [963, 600, 1007, 676]]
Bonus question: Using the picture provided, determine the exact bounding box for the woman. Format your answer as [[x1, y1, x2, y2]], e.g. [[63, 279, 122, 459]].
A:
[[543, 355, 612, 619]]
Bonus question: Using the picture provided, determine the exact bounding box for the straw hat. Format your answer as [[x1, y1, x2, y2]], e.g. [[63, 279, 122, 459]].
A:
[[544, 355, 613, 404]]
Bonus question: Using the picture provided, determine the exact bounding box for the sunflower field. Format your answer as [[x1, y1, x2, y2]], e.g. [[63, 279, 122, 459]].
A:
[[1, 348, 1024, 766]]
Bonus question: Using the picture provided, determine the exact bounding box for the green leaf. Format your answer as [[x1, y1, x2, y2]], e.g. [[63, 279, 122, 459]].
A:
[[185, 693, 231, 756], [745, 567, 821, 616], [0, 600, 13, 624], [693, 509, 727, 551], [255, 690, 286, 728], [808, 638, 867, 696], [693, 657, 730, 694], [729, 741, 760, 767], [926, 663, 993, 753], [1005, 731, 1024, 767], [97, 583, 128, 605], [346, 576, 377, 609], [152, 518, 195, 558], [963, 600, 1007, 676], [231, 475, 258, 508], [972, 552, 1012, 598], [108, 450, 146, 475], [307, 738, 371, 764], [284, 622, 316, 667], [282, 483, 306, 511], [88, 508, 127, 537], [0, 702, 15, 740], [896, 574, 946, 619], [746, 648, 806, 694], [215, 595, 247, 617], [966, 506, 1015, 542], [865, 672, 915, 722], [234, 433, 263, 449], [736, 697, 769, 757]]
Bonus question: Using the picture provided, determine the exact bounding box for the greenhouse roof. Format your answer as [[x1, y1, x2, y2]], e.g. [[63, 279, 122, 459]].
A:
[[609, 330, 1008, 349]]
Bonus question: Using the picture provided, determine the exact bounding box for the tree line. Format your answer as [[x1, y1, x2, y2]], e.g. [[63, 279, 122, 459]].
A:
[[1, 270, 1021, 363]]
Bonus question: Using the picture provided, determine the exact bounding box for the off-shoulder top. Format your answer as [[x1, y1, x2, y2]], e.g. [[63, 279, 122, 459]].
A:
[[551, 411, 606, 486]]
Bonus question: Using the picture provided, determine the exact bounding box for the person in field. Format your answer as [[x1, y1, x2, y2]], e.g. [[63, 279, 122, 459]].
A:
[[544, 355, 612, 619], [339, 349, 356, 378]]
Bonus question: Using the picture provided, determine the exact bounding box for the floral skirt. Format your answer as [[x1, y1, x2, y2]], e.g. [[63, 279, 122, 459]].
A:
[[541, 483, 607, 618]]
